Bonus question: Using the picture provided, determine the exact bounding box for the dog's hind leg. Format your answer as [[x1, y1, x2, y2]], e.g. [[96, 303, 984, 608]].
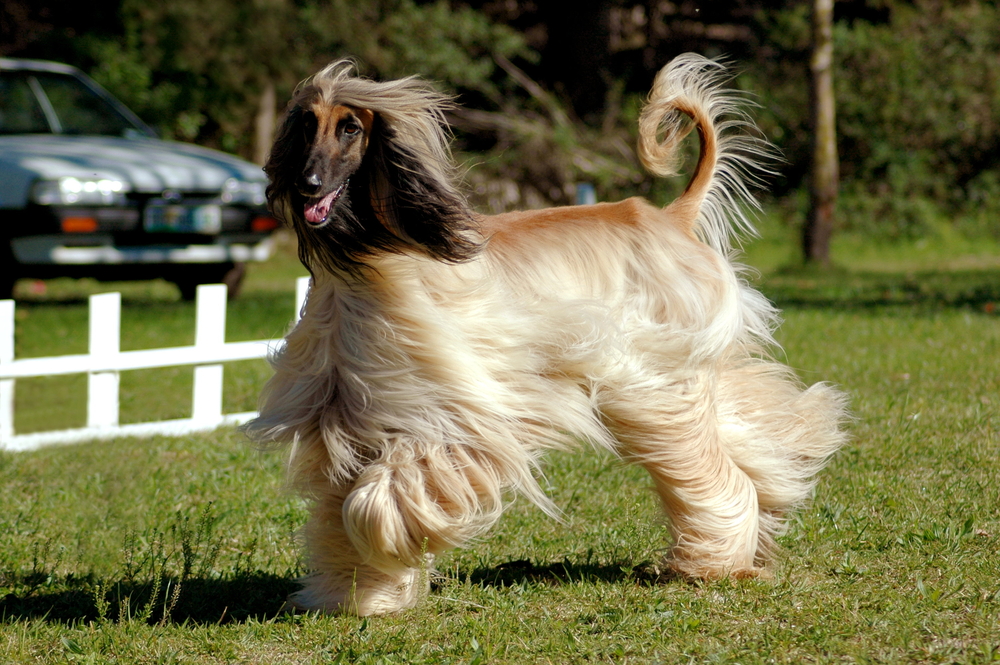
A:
[[599, 371, 764, 579], [712, 360, 847, 565], [289, 484, 426, 616]]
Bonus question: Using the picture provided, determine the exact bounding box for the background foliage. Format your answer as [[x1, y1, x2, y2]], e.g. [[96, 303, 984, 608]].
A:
[[2, 0, 999, 242]]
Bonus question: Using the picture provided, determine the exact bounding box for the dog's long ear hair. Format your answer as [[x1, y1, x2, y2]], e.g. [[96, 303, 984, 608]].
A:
[[265, 60, 481, 276]]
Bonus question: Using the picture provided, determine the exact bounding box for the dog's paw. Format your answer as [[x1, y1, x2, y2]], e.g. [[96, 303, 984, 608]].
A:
[[666, 559, 772, 582], [290, 567, 427, 615]]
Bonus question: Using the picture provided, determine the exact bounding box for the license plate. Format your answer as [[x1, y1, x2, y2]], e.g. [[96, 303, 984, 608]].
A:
[[144, 204, 222, 234]]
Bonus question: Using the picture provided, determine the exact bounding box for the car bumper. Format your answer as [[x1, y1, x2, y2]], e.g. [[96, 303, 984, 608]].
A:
[[11, 234, 274, 265]]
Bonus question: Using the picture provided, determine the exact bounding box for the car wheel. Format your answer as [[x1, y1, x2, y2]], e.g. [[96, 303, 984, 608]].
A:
[[172, 262, 246, 301], [0, 273, 15, 300], [1, 244, 17, 299]]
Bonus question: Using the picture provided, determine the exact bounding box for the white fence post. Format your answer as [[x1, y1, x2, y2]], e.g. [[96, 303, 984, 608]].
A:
[[295, 276, 310, 325], [87, 292, 121, 428], [0, 276, 309, 452], [192, 284, 227, 425], [0, 300, 14, 445]]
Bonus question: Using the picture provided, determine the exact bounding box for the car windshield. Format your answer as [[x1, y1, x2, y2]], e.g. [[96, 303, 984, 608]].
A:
[[0, 70, 146, 137]]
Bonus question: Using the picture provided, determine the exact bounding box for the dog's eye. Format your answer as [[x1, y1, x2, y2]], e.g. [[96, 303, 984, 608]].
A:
[[342, 121, 361, 136], [301, 111, 318, 137]]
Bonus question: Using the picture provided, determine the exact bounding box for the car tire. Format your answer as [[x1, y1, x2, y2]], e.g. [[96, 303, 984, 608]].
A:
[[0, 273, 15, 300], [172, 262, 246, 301], [1, 243, 17, 299]]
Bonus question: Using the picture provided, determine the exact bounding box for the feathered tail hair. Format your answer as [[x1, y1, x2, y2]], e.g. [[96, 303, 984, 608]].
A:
[[637, 54, 775, 254]]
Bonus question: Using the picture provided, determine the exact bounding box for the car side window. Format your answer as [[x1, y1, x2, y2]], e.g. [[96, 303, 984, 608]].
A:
[[34, 73, 135, 137], [0, 74, 50, 134]]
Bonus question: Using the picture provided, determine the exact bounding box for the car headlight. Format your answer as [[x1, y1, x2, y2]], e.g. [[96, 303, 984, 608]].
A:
[[221, 178, 266, 206], [32, 177, 130, 206]]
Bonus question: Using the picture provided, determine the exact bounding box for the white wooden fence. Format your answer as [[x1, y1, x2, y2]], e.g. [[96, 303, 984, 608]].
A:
[[0, 276, 311, 452]]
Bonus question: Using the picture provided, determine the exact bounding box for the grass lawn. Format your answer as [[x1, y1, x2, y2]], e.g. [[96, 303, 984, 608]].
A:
[[1, 226, 999, 663]]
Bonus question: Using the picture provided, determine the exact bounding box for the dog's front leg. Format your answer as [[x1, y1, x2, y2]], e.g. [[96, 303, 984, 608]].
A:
[[342, 443, 505, 575], [290, 483, 426, 616], [291, 442, 507, 615]]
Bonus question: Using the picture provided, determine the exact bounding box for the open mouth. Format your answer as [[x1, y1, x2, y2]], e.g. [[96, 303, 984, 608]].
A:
[[303, 180, 349, 225]]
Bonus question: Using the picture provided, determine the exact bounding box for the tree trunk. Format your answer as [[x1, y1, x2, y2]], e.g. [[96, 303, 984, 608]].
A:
[[803, 0, 839, 266], [253, 80, 276, 166]]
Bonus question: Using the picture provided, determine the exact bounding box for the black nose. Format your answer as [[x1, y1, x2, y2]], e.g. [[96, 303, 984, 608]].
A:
[[299, 173, 322, 196]]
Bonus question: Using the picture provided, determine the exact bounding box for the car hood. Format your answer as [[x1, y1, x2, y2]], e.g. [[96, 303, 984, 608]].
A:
[[0, 135, 267, 208]]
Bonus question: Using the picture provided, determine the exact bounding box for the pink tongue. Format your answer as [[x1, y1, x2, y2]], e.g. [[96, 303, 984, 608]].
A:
[[304, 190, 337, 225]]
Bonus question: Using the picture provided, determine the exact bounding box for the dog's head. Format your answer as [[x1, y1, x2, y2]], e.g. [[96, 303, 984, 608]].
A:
[[294, 103, 374, 227], [265, 60, 480, 276]]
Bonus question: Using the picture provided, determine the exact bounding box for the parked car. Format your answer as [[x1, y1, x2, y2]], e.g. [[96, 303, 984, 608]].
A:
[[0, 57, 280, 299]]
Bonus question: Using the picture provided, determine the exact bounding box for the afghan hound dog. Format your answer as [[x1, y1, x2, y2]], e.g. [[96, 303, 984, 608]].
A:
[[245, 54, 847, 615]]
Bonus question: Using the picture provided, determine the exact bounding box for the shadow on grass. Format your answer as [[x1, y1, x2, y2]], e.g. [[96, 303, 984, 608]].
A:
[[453, 557, 678, 590], [2, 560, 689, 625], [759, 267, 1000, 311], [0, 572, 296, 625]]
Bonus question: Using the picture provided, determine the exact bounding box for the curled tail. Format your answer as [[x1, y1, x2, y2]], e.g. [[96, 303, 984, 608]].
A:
[[637, 54, 774, 253]]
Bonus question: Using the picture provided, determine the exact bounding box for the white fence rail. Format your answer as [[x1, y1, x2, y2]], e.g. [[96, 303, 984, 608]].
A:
[[0, 277, 310, 452]]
